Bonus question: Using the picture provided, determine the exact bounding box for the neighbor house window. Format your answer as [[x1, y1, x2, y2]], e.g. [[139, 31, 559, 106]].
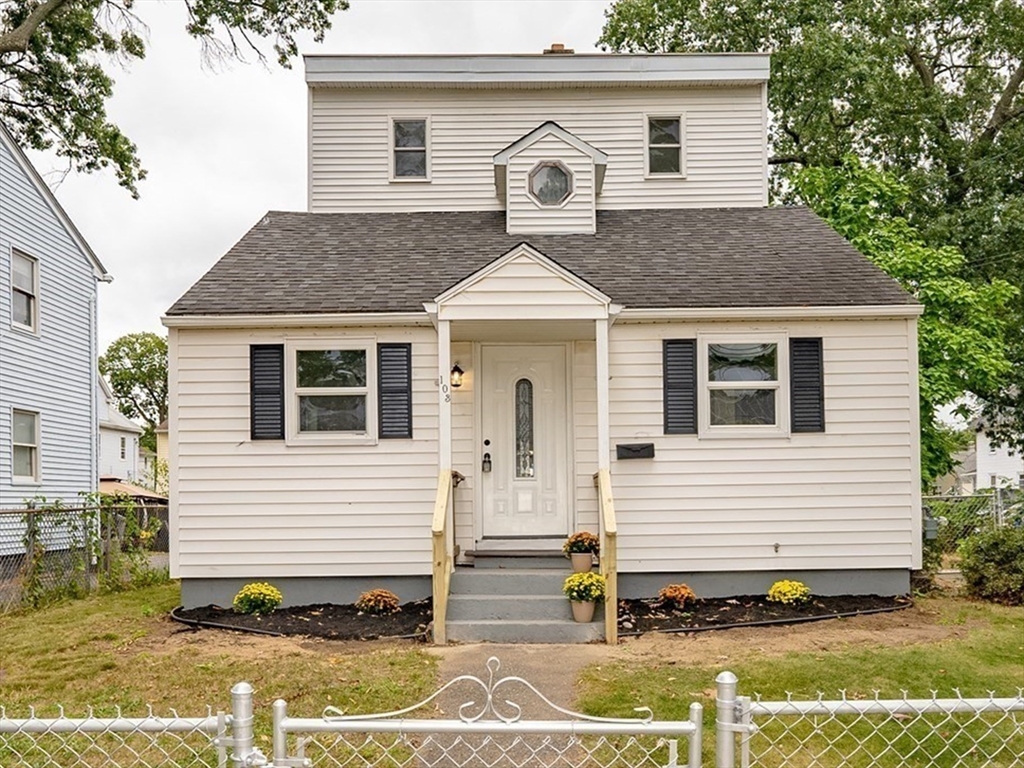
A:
[[120, 436, 127, 460], [12, 410, 39, 482], [286, 342, 375, 441], [646, 115, 683, 176], [11, 251, 38, 332], [391, 118, 429, 180]]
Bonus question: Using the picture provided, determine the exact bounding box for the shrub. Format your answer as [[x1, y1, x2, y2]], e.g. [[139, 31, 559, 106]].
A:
[[958, 526, 1024, 605], [563, 572, 606, 602], [767, 579, 811, 606], [563, 531, 600, 555], [658, 583, 696, 609], [232, 582, 283, 615], [355, 588, 401, 615]]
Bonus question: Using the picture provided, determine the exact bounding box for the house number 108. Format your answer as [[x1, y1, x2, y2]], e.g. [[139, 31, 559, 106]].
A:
[[439, 377, 451, 402]]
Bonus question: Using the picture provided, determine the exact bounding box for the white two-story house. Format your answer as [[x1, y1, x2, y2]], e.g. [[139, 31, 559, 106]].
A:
[[0, 123, 110, 515], [164, 51, 923, 643]]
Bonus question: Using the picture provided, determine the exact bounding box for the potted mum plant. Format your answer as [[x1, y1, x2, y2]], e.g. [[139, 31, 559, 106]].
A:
[[562, 531, 600, 573], [563, 571, 606, 623]]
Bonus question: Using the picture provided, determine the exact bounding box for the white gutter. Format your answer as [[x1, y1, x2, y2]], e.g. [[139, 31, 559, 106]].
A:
[[161, 312, 432, 329], [617, 305, 924, 321]]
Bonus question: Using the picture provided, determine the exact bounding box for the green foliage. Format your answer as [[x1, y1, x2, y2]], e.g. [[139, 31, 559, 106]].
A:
[[959, 527, 1024, 605], [599, 0, 1024, 453], [99, 332, 168, 445], [232, 582, 283, 615], [0, 0, 349, 196], [355, 588, 401, 616], [793, 159, 1017, 484], [657, 583, 696, 609], [562, 530, 600, 555], [563, 571, 607, 602], [767, 579, 811, 605]]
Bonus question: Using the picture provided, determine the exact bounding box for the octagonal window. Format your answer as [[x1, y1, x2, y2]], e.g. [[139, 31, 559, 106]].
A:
[[528, 161, 573, 206]]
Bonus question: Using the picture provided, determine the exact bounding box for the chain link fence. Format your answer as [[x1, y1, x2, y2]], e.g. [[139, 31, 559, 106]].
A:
[[922, 489, 1022, 567], [0, 502, 168, 614]]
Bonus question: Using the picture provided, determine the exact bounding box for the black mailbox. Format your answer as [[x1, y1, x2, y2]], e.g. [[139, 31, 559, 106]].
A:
[[616, 443, 655, 460]]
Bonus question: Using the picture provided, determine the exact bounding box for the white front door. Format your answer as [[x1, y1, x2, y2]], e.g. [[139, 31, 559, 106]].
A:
[[480, 345, 570, 540]]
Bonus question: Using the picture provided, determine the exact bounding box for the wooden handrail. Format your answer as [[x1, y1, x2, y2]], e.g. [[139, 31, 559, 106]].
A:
[[597, 468, 618, 644], [431, 469, 453, 645]]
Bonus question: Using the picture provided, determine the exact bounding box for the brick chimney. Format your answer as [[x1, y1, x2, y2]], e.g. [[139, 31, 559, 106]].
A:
[[543, 43, 574, 54]]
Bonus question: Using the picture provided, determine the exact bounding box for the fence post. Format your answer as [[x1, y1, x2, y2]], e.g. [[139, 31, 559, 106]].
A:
[[716, 671, 738, 768], [688, 701, 704, 768], [273, 698, 288, 765], [230, 681, 266, 766]]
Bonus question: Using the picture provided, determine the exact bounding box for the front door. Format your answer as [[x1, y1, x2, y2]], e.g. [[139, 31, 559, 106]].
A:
[[480, 345, 570, 540]]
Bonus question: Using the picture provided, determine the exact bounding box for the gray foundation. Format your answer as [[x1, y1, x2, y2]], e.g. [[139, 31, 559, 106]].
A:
[[181, 576, 432, 609], [619, 569, 910, 598]]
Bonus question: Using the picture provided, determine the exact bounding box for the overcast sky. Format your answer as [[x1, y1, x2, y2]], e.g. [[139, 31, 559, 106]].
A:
[[32, 0, 609, 350]]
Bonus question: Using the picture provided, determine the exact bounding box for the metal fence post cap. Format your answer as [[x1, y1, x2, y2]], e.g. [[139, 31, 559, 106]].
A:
[[715, 671, 738, 685], [232, 682, 254, 696]]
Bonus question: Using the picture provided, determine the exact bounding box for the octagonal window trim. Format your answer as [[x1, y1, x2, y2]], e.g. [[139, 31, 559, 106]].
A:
[[527, 160, 574, 208]]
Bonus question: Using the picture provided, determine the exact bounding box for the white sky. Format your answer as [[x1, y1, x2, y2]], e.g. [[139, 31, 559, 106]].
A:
[[32, 0, 609, 350]]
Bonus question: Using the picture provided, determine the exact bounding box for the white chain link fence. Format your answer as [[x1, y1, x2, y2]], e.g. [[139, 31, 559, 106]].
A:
[[923, 489, 1023, 567]]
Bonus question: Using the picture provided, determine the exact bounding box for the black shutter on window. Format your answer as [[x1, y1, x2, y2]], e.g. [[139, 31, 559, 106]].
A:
[[250, 345, 285, 440], [378, 343, 413, 439], [790, 337, 825, 433], [664, 339, 697, 435]]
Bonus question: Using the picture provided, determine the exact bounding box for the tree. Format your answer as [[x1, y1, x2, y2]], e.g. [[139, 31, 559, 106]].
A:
[[793, 158, 1017, 485], [100, 332, 168, 451], [0, 0, 348, 197], [599, 0, 1024, 451]]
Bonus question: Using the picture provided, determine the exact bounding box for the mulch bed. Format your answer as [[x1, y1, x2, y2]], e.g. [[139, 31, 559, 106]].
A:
[[618, 594, 912, 635], [174, 599, 433, 641]]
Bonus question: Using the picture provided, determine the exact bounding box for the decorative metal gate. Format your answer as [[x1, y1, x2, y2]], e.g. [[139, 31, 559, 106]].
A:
[[267, 657, 703, 768]]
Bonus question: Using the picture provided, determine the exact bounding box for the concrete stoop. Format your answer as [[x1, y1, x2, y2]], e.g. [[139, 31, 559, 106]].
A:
[[445, 562, 605, 644]]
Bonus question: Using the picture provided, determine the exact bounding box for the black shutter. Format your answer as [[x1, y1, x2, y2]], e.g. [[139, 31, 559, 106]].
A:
[[791, 337, 825, 433], [663, 339, 697, 434], [378, 343, 413, 439], [250, 345, 284, 440]]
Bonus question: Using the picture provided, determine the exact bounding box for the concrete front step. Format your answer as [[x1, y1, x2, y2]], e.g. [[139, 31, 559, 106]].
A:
[[450, 568, 573, 595], [469, 553, 571, 570], [446, 618, 605, 644], [448, 594, 575, 621]]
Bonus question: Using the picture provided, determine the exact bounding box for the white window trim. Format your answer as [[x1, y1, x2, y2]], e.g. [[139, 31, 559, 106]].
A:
[[644, 112, 687, 179], [12, 408, 41, 484], [284, 338, 377, 446], [526, 159, 576, 209], [697, 334, 789, 438], [10, 249, 39, 335], [388, 115, 431, 182]]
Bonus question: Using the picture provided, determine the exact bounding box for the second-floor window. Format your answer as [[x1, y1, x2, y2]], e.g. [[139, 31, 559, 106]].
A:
[[646, 115, 683, 176], [391, 118, 429, 180], [12, 251, 38, 332]]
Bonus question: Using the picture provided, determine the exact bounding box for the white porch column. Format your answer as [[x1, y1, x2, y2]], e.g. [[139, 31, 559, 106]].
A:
[[438, 319, 452, 471], [596, 318, 611, 471]]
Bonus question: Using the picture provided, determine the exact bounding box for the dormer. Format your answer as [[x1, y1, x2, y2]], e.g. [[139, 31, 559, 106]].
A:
[[493, 122, 607, 235]]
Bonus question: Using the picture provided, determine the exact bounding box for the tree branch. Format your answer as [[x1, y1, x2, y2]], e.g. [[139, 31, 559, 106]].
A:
[[0, 0, 70, 55], [978, 61, 1024, 147], [905, 45, 935, 91], [769, 154, 808, 165]]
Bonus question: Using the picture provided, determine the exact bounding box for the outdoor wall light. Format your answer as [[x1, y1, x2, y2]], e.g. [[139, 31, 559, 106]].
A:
[[450, 364, 464, 388]]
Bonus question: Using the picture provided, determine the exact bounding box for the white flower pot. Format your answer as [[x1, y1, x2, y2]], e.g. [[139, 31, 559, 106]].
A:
[[570, 600, 596, 623], [570, 553, 594, 573]]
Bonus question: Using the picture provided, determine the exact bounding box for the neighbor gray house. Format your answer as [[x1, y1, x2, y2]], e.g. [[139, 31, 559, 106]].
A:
[[0, 122, 110, 529]]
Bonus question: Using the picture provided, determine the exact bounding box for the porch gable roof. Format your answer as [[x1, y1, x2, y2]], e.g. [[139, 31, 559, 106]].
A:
[[165, 207, 917, 317]]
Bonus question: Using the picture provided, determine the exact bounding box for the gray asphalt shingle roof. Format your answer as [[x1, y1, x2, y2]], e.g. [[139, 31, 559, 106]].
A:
[[166, 207, 915, 316]]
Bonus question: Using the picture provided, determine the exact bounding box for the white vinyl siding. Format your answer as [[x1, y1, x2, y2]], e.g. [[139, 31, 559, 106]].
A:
[[0, 135, 98, 511], [309, 86, 766, 212], [608, 319, 919, 573], [507, 134, 595, 234], [171, 327, 439, 579]]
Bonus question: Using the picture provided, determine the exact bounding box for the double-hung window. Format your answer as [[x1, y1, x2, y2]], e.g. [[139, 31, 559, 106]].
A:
[[12, 410, 39, 482], [120, 436, 127, 460], [705, 341, 782, 429], [646, 115, 684, 176], [391, 118, 429, 180], [287, 342, 375, 442], [12, 251, 38, 332]]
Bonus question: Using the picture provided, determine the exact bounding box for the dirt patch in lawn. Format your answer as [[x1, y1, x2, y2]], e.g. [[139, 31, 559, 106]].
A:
[[174, 599, 433, 641], [619, 594, 910, 635]]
